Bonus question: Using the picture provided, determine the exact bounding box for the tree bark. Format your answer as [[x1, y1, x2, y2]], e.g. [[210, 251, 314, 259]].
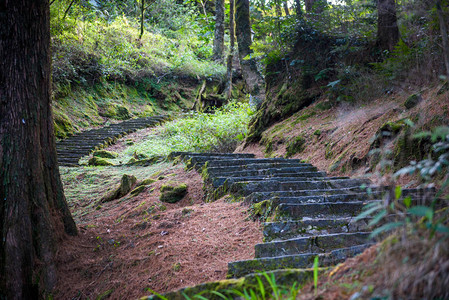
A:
[[436, 0, 449, 79], [295, 0, 303, 18], [377, 0, 399, 51], [226, 0, 236, 98], [304, 0, 323, 12], [235, 0, 265, 104], [140, 0, 145, 40], [0, 0, 77, 298], [213, 0, 225, 62], [283, 1, 290, 15]]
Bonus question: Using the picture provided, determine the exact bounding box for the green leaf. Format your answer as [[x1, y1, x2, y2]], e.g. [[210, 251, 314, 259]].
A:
[[355, 203, 383, 221], [327, 79, 341, 88], [210, 291, 229, 300], [403, 196, 412, 208], [145, 289, 169, 300], [408, 206, 434, 221], [368, 210, 387, 227], [313, 255, 319, 292], [435, 223, 449, 235], [369, 221, 404, 238], [394, 185, 402, 200], [255, 276, 266, 299]]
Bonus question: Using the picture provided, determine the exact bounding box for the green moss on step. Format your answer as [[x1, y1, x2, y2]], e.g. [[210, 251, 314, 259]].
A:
[[160, 183, 187, 203], [93, 150, 118, 159], [88, 156, 114, 166]]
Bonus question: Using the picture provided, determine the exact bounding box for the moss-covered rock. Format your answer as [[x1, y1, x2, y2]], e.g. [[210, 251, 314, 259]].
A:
[[285, 136, 306, 158], [88, 156, 115, 166], [101, 174, 137, 202], [93, 149, 118, 159], [138, 178, 156, 187], [159, 183, 187, 203], [125, 155, 164, 166], [404, 93, 422, 109], [130, 185, 146, 196], [251, 199, 275, 221]]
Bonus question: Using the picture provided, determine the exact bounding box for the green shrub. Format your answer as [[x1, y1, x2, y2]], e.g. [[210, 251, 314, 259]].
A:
[[111, 101, 253, 162]]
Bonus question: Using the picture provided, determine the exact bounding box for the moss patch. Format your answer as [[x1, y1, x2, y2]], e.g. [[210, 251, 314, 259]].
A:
[[101, 174, 137, 202], [93, 150, 119, 159], [88, 156, 115, 166], [159, 183, 188, 203], [285, 136, 306, 158]]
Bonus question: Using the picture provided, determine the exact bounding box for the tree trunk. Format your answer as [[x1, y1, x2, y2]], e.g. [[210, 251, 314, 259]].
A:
[[304, 0, 325, 13], [213, 0, 225, 62], [235, 0, 265, 104], [295, 0, 303, 17], [275, 0, 282, 16], [436, 0, 449, 79], [0, 1, 78, 298], [283, 1, 290, 15], [377, 0, 399, 51], [140, 0, 145, 40], [226, 0, 236, 98]]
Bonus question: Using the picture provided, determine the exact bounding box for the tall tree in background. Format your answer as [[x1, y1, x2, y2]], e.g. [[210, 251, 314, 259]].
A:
[[213, 0, 225, 62], [295, 0, 303, 17], [0, 0, 78, 298], [436, 0, 449, 79], [377, 0, 399, 51], [226, 0, 236, 98], [235, 0, 265, 103]]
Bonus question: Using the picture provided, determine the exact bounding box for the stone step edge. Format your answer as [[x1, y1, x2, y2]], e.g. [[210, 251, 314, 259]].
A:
[[142, 267, 328, 300]]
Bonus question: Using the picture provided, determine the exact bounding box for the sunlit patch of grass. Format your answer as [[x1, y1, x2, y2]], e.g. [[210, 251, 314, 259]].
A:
[[60, 162, 174, 222]]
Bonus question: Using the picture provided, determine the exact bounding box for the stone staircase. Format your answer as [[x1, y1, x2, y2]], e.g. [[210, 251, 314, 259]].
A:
[[56, 115, 168, 167], [170, 151, 435, 281]]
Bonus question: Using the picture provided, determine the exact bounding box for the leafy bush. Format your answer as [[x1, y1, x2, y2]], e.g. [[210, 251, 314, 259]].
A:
[[356, 126, 449, 239], [50, 1, 225, 87], [105, 101, 254, 163]]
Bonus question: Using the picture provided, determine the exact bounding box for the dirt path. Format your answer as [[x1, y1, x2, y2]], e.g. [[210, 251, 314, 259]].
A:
[[55, 166, 262, 299]]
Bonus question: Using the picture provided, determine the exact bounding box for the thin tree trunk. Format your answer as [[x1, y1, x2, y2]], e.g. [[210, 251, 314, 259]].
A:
[[377, 0, 399, 51], [0, 0, 77, 298], [436, 0, 449, 79], [235, 0, 265, 104], [275, 0, 282, 16], [139, 0, 145, 40], [213, 0, 225, 62], [62, 0, 76, 19], [283, 1, 290, 15], [226, 0, 236, 98], [295, 0, 303, 18]]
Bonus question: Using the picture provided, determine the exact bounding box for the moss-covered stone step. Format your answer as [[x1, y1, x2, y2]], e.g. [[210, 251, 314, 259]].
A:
[[168, 151, 255, 160], [209, 169, 327, 180], [244, 186, 434, 204], [263, 217, 373, 242], [211, 173, 330, 187], [275, 201, 380, 220], [57, 115, 167, 166], [143, 268, 324, 300], [223, 175, 349, 187], [230, 178, 371, 197], [204, 165, 319, 179], [201, 158, 310, 168], [255, 232, 371, 258], [269, 192, 380, 205], [228, 244, 371, 278]]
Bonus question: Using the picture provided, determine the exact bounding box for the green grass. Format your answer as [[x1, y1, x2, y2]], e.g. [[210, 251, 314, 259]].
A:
[[86, 101, 254, 165], [60, 162, 174, 221]]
